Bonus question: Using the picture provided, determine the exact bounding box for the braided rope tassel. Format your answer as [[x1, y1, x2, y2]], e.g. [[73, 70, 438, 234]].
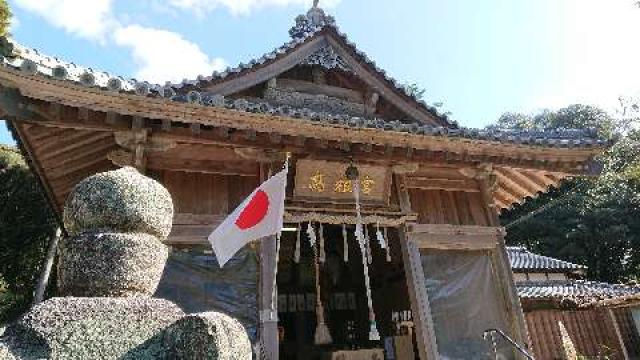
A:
[[353, 178, 380, 341], [307, 221, 317, 249], [342, 223, 348, 262], [294, 223, 301, 263], [319, 223, 326, 263], [375, 222, 386, 249], [313, 247, 332, 344], [364, 225, 373, 265], [384, 227, 391, 262]]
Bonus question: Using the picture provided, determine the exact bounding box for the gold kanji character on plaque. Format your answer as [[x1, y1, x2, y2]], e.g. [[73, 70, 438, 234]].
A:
[[361, 175, 375, 195], [308, 170, 326, 192], [334, 178, 353, 193]]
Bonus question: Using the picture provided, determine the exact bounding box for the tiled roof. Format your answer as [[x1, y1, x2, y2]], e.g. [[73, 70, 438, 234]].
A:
[[0, 8, 609, 149], [0, 6, 454, 126], [0, 47, 608, 149], [507, 246, 587, 273], [516, 280, 640, 305]]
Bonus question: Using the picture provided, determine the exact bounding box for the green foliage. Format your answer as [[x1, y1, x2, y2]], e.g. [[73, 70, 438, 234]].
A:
[[490, 104, 619, 140], [401, 83, 426, 101], [492, 112, 536, 130], [0, 0, 10, 37], [0, 145, 56, 323], [498, 103, 640, 283]]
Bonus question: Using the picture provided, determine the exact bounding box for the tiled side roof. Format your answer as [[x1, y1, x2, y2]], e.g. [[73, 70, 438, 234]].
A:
[[507, 246, 587, 272], [516, 280, 640, 304]]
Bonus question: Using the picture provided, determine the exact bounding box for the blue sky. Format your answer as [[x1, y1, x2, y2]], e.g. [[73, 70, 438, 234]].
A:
[[1, 0, 639, 145]]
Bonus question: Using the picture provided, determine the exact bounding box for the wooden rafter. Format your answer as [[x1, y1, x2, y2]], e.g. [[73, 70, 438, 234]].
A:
[[11, 121, 63, 214], [38, 132, 112, 162], [494, 169, 532, 201], [497, 167, 547, 194], [40, 136, 115, 167], [495, 187, 520, 208]]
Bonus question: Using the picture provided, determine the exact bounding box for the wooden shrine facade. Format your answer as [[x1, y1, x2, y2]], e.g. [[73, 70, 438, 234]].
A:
[[0, 3, 606, 359]]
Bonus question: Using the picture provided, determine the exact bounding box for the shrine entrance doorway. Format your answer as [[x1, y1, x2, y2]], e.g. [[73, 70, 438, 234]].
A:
[[275, 224, 417, 360]]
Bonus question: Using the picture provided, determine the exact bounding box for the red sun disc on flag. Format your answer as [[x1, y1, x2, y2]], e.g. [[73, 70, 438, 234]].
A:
[[235, 190, 270, 230]]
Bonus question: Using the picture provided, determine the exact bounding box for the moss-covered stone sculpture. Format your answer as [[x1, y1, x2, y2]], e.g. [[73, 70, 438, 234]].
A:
[[57, 232, 168, 297], [0, 298, 184, 359], [163, 312, 252, 359], [63, 167, 173, 240], [0, 167, 252, 359]]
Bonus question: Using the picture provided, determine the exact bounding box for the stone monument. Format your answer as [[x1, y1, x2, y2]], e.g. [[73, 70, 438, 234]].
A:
[[0, 167, 252, 359]]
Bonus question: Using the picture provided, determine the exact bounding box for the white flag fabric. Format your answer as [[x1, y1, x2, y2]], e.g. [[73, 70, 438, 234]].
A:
[[208, 168, 288, 267]]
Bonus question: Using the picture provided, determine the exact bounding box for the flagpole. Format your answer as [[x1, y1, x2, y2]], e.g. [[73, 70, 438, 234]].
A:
[[271, 152, 290, 312]]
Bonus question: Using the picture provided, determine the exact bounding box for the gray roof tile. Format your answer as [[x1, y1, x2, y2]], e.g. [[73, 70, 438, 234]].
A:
[[516, 280, 640, 302], [0, 36, 608, 149], [507, 246, 586, 272]]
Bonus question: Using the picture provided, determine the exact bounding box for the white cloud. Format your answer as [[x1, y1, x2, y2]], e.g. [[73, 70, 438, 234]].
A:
[[528, 0, 640, 114], [13, 0, 115, 41], [113, 25, 227, 83], [168, 0, 340, 16], [12, 0, 320, 83]]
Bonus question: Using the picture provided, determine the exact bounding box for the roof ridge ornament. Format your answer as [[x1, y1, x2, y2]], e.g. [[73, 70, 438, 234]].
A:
[[289, 0, 336, 39]]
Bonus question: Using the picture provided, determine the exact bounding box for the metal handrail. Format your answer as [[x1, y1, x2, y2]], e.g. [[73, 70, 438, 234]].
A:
[[483, 328, 535, 360]]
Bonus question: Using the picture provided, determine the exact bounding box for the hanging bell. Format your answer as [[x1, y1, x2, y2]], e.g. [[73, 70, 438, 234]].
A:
[[345, 162, 359, 180]]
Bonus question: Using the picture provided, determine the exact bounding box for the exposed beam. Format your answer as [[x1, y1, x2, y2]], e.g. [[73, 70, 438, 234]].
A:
[[405, 177, 480, 193], [14, 107, 587, 183], [146, 156, 259, 177]]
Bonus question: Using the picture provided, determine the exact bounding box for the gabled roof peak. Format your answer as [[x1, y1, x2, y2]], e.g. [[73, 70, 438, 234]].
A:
[[289, 1, 336, 39]]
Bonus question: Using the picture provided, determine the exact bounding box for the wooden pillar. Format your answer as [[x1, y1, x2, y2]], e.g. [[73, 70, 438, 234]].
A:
[[477, 169, 531, 357], [394, 173, 439, 360], [33, 227, 62, 305], [259, 236, 279, 360], [131, 116, 147, 172]]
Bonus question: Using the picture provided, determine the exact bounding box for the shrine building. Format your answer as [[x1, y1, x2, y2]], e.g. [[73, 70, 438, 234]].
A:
[[0, 3, 608, 360]]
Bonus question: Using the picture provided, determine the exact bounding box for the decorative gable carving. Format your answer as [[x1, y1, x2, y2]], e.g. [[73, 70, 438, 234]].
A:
[[302, 46, 352, 72]]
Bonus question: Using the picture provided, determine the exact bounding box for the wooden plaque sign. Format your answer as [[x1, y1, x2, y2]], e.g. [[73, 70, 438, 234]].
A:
[[294, 159, 391, 204]]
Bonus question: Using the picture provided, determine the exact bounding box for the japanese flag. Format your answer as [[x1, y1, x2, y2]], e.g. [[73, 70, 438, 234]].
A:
[[208, 168, 288, 267]]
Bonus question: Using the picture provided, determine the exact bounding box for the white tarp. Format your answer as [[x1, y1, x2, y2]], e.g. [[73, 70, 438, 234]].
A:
[[421, 250, 515, 359]]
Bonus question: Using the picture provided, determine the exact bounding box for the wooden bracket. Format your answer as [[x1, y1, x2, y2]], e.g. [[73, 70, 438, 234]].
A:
[[234, 147, 284, 163], [460, 163, 498, 191], [392, 163, 419, 175], [111, 129, 177, 170]]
